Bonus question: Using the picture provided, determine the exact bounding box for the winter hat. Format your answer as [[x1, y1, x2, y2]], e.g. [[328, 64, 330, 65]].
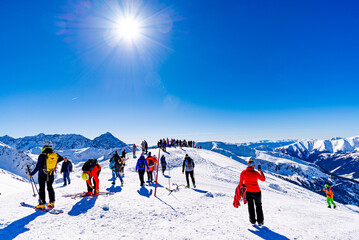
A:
[[325, 184, 329, 188], [248, 160, 255, 168]]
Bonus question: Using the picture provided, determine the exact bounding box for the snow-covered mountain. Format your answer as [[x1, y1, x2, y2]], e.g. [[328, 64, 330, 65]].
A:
[[277, 136, 359, 181], [0, 132, 128, 151], [0, 142, 35, 179], [197, 141, 359, 205], [0, 147, 358, 239]]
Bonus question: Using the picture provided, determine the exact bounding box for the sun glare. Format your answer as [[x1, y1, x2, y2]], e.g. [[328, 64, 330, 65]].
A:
[[116, 17, 141, 42]]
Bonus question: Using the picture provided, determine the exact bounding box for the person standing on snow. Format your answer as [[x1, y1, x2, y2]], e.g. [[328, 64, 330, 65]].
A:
[[160, 155, 167, 174], [136, 153, 149, 186], [109, 152, 121, 182], [182, 154, 196, 188], [322, 184, 336, 209], [60, 157, 73, 186], [28, 141, 64, 209], [133, 144, 137, 158], [146, 152, 158, 183], [234, 160, 265, 226], [112, 156, 124, 185], [82, 159, 101, 196]]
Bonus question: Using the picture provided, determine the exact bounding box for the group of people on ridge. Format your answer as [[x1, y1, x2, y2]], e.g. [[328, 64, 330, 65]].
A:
[[157, 138, 196, 151]]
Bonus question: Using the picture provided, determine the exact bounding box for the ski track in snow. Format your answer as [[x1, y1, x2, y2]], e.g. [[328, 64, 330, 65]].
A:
[[0, 148, 358, 240]]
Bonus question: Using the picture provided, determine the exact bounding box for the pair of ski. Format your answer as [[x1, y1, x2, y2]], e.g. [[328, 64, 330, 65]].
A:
[[62, 191, 114, 199], [20, 202, 64, 215]]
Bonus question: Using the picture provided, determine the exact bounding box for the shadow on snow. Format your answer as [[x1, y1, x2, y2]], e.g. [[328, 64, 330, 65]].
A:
[[106, 185, 122, 193], [249, 226, 290, 240], [137, 187, 153, 198], [0, 211, 46, 239], [68, 196, 97, 216]]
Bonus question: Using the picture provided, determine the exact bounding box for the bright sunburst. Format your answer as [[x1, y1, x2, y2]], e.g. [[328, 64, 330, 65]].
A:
[[115, 16, 142, 42]]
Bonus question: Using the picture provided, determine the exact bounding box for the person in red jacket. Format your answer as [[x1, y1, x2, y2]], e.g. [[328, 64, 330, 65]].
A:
[[234, 160, 265, 226], [82, 159, 102, 197]]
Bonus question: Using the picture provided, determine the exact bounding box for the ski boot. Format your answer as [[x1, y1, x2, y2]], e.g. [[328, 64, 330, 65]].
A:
[[258, 222, 264, 227], [185, 185, 190, 188], [48, 202, 55, 209], [121, 180, 124, 186], [84, 191, 93, 196], [36, 204, 46, 210], [334, 205, 336, 209], [92, 189, 99, 197], [112, 181, 115, 185], [328, 205, 331, 208]]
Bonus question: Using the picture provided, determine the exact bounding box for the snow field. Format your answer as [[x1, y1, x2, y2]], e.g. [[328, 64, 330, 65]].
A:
[[0, 148, 358, 240]]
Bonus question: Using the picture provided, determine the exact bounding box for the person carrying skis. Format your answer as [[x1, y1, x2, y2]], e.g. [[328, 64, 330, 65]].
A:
[[182, 154, 196, 188], [234, 160, 265, 226], [161, 155, 167, 174], [60, 157, 73, 186], [28, 141, 64, 209], [82, 159, 101, 196], [136, 153, 149, 186], [146, 153, 158, 183], [133, 144, 137, 158], [322, 184, 336, 209]]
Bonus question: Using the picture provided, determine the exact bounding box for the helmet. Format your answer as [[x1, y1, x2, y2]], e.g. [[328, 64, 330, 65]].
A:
[[82, 172, 90, 181], [325, 184, 329, 188], [42, 141, 53, 147]]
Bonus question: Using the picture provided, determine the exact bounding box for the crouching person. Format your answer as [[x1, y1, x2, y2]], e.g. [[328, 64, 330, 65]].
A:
[[82, 158, 101, 196]]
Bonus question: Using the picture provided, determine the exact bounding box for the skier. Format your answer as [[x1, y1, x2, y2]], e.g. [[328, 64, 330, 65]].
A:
[[322, 184, 336, 209], [28, 141, 64, 209], [160, 155, 167, 174], [133, 144, 137, 158], [112, 156, 124, 185], [146, 153, 158, 183], [109, 152, 121, 182], [234, 160, 265, 226], [136, 153, 149, 186], [60, 157, 73, 186], [82, 158, 101, 196], [182, 154, 196, 188]]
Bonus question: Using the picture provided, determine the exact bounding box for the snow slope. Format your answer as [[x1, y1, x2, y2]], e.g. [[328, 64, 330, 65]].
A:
[[0, 148, 358, 240]]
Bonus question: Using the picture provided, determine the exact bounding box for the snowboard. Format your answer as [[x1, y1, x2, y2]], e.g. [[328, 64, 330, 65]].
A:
[[20, 202, 64, 214]]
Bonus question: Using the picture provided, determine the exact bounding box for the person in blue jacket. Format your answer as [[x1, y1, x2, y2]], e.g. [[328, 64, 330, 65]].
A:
[[161, 155, 167, 174], [60, 157, 73, 186], [136, 153, 149, 186]]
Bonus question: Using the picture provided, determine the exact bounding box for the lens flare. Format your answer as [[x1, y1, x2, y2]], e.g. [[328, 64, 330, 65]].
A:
[[116, 16, 142, 42]]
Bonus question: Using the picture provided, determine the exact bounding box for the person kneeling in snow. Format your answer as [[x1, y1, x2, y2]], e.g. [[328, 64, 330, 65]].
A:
[[234, 160, 265, 226], [322, 184, 336, 209], [82, 159, 101, 196]]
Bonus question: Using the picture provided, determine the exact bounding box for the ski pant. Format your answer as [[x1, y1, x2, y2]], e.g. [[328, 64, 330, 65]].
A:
[[87, 170, 101, 193], [63, 172, 70, 185], [162, 165, 166, 174], [138, 169, 146, 186], [327, 197, 336, 207], [114, 172, 123, 183], [246, 191, 264, 224], [147, 171, 153, 182], [111, 171, 116, 181], [38, 173, 55, 204], [185, 170, 195, 186]]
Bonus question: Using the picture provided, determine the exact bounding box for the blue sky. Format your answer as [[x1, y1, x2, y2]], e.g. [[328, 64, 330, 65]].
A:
[[1, 0, 359, 145]]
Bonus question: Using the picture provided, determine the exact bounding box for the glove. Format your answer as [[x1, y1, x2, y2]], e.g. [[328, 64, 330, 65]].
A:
[[28, 174, 32, 178], [95, 189, 99, 193], [233, 199, 240, 208]]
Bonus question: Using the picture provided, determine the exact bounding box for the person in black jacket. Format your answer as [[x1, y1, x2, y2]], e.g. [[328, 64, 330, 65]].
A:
[[60, 157, 73, 186], [28, 141, 64, 209], [182, 154, 196, 188]]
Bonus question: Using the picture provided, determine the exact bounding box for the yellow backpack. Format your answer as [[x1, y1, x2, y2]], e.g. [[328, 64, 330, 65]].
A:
[[44, 152, 59, 174]]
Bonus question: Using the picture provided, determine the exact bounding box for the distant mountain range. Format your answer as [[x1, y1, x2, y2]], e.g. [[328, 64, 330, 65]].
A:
[[277, 136, 359, 180], [0, 132, 128, 150]]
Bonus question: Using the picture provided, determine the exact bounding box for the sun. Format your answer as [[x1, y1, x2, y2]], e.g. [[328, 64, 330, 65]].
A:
[[116, 17, 141, 42]]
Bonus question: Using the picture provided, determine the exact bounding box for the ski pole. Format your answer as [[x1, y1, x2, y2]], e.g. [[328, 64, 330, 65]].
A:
[[26, 165, 37, 197]]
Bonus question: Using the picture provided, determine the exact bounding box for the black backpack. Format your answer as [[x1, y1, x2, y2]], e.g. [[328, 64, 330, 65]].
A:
[[186, 158, 193, 168], [82, 159, 98, 171]]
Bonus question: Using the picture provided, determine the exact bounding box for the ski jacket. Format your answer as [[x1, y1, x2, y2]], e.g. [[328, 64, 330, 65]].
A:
[[61, 160, 73, 173], [233, 184, 247, 208], [136, 156, 149, 171], [146, 156, 158, 172], [30, 148, 64, 177], [114, 157, 124, 172], [110, 154, 121, 163], [238, 167, 265, 193], [161, 156, 167, 166], [182, 157, 195, 172], [322, 187, 334, 198], [83, 164, 101, 190]]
